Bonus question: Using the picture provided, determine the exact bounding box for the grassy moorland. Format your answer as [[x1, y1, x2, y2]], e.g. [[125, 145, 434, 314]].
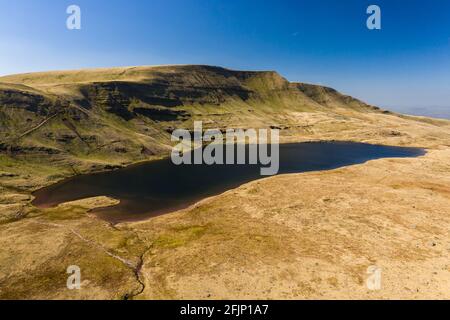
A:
[[0, 65, 449, 299]]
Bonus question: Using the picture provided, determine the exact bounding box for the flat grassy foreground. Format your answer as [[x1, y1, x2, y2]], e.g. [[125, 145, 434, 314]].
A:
[[1, 109, 449, 299]]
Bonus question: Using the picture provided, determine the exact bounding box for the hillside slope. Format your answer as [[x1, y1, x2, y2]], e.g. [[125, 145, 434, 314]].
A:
[[0, 65, 386, 189]]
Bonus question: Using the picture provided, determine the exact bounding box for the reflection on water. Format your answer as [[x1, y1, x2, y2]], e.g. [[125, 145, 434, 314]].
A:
[[32, 142, 425, 223]]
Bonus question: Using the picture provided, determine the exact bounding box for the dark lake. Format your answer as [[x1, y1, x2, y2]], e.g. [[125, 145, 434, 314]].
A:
[[32, 142, 425, 223]]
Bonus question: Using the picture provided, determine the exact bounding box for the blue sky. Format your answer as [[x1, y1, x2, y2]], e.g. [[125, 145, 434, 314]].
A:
[[0, 0, 449, 114]]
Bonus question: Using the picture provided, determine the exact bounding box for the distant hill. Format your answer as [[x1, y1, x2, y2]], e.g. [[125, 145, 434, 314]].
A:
[[387, 106, 450, 120]]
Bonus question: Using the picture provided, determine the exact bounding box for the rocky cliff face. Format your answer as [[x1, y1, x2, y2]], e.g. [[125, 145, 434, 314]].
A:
[[0, 65, 382, 182]]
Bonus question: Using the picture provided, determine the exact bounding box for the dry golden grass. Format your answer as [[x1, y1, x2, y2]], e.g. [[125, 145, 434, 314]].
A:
[[0, 65, 449, 299]]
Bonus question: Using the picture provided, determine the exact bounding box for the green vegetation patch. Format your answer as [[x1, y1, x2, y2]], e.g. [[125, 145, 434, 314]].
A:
[[153, 225, 209, 249]]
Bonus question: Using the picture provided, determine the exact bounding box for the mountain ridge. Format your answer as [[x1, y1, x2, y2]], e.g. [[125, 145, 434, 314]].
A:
[[0, 64, 379, 121], [0, 65, 374, 106], [0, 64, 446, 193]]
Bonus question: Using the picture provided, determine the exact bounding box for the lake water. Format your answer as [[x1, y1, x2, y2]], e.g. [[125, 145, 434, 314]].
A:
[[32, 142, 425, 223]]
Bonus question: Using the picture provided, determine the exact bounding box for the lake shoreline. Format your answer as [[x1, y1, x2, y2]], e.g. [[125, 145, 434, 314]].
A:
[[31, 141, 426, 224]]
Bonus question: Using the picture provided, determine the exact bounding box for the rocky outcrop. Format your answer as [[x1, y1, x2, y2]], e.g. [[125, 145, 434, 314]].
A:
[[0, 65, 384, 169]]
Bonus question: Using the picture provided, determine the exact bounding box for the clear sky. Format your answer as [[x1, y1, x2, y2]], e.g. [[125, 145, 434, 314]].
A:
[[0, 0, 449, 114]]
